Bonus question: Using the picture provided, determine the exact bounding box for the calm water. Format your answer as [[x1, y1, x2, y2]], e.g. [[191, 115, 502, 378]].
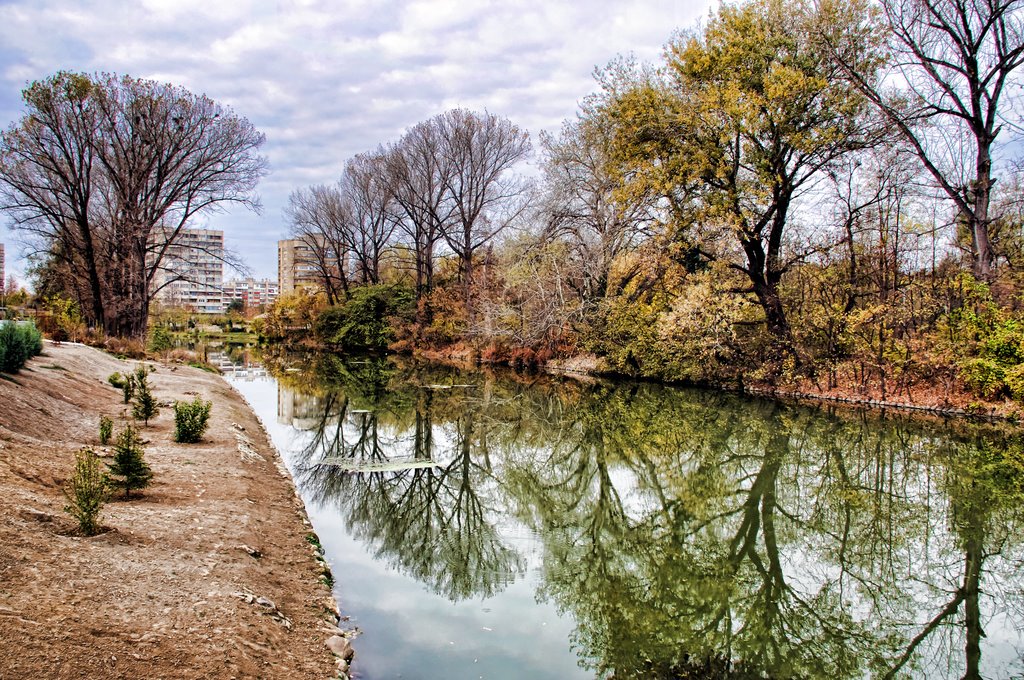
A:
[[226, 353, 1024, 679]]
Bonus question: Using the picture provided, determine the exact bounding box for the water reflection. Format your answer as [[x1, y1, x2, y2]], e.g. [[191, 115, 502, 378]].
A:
[[266, 353, 1024, 679]]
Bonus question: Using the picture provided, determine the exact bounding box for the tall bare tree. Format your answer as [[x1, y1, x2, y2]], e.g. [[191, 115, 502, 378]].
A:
[[826, 0, 1024, 280], [436, 109, 533, 315], [0, 73, 105, 325], [386, 121, 454, 321], [340, 150, 398, 284], [540, 114, 654, 302], [285, 184, 351, 304], [0, 71, 267, 337]]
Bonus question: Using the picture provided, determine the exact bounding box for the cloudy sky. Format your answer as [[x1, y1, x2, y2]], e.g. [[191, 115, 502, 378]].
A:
[[0, 0, 717, 283]]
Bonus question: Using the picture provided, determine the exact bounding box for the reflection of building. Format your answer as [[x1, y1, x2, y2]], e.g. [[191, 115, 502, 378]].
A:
[[277, 387, 327, 430], [277, 238, 326, 295], [152, 228, 225, 313], [208, 350, 268, 380], [223, 278, 279, 310]]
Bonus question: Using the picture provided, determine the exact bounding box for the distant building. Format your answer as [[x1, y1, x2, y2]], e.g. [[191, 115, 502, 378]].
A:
[[278, 237, 329, 295], [151, 228, 226, 314], [223, 278, 279, 310], [0, 243, 5, 294]]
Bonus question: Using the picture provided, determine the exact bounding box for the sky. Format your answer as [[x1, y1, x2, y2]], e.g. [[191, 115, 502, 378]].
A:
[[0, 0, 718, 285]]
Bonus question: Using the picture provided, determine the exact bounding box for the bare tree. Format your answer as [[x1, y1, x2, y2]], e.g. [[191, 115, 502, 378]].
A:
[[540, 115, 654, 302], [0, 73, 105, 325], [386, 121, 454, 321], [0, 72, 266, 337], [285, 184, 351, 304], [340, 150, 398, 284], [435, 109, 533, 316], [826, 0, 1024, 280]]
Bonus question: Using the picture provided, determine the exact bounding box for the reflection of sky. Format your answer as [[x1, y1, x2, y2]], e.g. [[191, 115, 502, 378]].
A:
[[229, 376, 588, 680], [228, 372, 1024, 680]]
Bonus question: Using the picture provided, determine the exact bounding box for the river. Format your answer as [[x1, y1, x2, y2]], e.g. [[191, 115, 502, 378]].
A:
[[225, 352, 1024, 679]]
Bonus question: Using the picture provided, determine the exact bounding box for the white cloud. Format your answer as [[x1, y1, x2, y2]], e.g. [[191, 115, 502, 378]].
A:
[[0, 0, 717, 283]]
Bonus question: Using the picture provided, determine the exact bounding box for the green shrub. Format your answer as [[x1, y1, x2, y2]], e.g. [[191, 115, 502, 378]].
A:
[[1005, 364, 1024, 401], [148, 325, 173, 354], [0, 321, 44, 373], [131, 365, 158, 424], [107, 372, 127, 389], [122, 373, 135, 404], [313, 284, 415, 351], [63, 447, 108, 536], [107, 424, 153, 499], [99, 415, 113, 445], [980, 319, 1024, 364], [174, 397, 212, 443], [959, 357, 1006, 398]]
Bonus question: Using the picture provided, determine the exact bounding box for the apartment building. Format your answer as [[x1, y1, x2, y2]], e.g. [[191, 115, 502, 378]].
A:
[[0, 243, 4, 294], [277, 237, 330, 295], [151, 228, 226, 314], [223, 278, 279, 310]]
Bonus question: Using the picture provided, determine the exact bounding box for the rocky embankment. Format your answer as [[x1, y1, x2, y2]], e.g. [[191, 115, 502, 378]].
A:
[[0, 342, 349, 679]]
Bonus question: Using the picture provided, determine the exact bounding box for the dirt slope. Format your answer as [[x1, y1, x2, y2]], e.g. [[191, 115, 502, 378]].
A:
[[0, 342, 338, 679]]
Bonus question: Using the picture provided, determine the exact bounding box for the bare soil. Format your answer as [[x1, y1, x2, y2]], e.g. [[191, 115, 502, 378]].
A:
[[0, 342, 338, 679]]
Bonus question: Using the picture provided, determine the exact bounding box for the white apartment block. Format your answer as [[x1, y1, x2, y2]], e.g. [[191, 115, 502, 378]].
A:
[[151, 228, 226, 314], [278, 237, 331, 295], [223, 278, 279, 310]]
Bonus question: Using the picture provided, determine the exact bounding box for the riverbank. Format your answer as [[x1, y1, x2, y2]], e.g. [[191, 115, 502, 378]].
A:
[[408, 346, 1020, 422], [0, 342, 342, 679]]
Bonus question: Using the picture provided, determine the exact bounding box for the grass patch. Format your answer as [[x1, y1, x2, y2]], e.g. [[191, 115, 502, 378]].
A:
[[40, 363, 67, 371]]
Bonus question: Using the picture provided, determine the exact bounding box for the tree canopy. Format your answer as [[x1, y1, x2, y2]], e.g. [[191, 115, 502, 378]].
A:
[[0, 71, 266, 338]]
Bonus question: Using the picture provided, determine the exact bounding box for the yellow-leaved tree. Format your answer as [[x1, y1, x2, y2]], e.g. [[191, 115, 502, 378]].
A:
[[606, 0, 885, 366]]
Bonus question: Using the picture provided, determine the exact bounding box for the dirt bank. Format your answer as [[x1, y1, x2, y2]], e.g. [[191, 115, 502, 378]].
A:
[[0, 342, 339, 679]]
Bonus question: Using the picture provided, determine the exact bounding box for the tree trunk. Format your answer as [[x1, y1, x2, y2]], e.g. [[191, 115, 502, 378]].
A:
[[462, 252, 474, 322], [76, 219, 107, 331], [972, 141, 994, 281], [962, 513, 984, 680]]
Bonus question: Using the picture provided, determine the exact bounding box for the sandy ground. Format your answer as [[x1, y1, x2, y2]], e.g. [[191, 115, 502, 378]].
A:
[[0, 342, 340, 679]]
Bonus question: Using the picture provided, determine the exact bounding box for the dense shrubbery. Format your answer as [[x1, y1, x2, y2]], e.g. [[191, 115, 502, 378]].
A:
[[313, 284, 415, 351], [173, 397, 212, 443], [933, 279, 1024, 401], [0, 321, 43, 373]]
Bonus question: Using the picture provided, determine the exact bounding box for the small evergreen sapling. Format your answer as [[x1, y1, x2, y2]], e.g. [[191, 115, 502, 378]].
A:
[[131, 365, 158, 424], [107, 424, 153, 499], [148, 325, 173, 354], [64, 447, 108, 536], [99, 415, 113, 445], [174, 397, 212, 443], [122, 373, 135, 404]]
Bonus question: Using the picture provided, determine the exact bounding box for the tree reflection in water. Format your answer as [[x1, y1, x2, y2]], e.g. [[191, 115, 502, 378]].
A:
[[269, 353, 1024, 679], [283, 355, 525, 602]]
